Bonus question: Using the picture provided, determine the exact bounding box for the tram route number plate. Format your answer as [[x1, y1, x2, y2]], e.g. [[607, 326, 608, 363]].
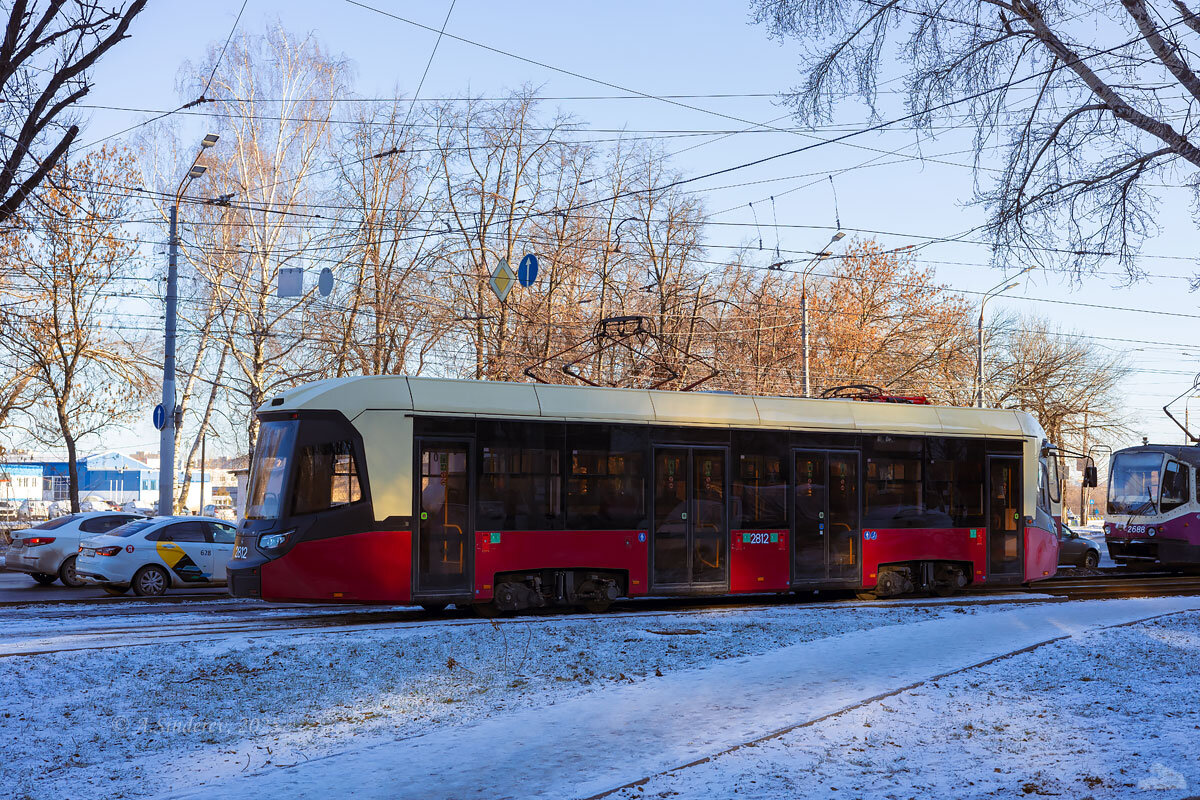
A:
[[742, 533, 778, 544], [234, 546, 249, 560]]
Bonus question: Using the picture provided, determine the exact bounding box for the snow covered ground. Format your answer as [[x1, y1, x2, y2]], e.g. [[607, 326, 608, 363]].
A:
[[616, 609, 1200, 800], [2, 596, 1198, 800]]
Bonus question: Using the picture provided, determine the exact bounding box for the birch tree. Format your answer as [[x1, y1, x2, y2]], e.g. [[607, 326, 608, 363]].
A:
[[178, 25, 351, 455]]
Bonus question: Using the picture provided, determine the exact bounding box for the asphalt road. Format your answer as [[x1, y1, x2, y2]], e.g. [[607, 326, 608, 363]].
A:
[[0, 570, 229, 605]]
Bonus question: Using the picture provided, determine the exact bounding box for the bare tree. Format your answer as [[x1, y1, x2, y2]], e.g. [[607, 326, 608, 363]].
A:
[[313, 98, 446, 377], [750, 0, 1200, 279], [177, 25, 352, 456], [0, 146, 150, 510], [0, 0, 147, 223], [986, 312, 1130, 448]]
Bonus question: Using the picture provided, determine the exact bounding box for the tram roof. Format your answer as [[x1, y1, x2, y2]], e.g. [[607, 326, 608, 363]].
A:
[[1113, 444, 1200, 468], [263, 376, 1046, 441]]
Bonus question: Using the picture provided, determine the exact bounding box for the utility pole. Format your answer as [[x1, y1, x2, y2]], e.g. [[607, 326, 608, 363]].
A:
[[199, 430, 206, 517], [157, 134, 218, 517], [158, 203, 179, 516], [1079, 407, 1089, 524], [976, 266, 1034, 408], [800, 231, 844, 398]]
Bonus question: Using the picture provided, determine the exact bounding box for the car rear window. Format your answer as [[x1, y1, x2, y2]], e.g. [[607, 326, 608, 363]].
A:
[[109, 520, 157, 538], [80, 515, 140, 533], [28, 514, 81, 531]]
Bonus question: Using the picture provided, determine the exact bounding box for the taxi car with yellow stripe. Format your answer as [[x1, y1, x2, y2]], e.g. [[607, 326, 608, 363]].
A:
[[76, 516, 237, 596]]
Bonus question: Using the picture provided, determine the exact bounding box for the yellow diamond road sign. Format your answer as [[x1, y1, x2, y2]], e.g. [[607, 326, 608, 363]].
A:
[[490, 258, 515, 303]]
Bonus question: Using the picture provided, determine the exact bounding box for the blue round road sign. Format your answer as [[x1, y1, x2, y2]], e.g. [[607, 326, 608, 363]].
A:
[[153, 403, 167, 431], [517, 253, 539, 287]]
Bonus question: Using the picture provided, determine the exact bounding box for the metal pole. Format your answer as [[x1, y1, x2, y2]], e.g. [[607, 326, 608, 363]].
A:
[[976, 310, 984, 408], [1079, 408, 1089, 524], [158, 203, 178, 517], [200, 431, 206, 517], [801, 290, 809, 398]]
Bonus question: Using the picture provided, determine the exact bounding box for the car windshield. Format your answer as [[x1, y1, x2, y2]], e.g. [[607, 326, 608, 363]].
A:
[[28, 514, 81, 531], [1108, 452, 1164, 515], [109, 520, 157, 538], [246, 420, 298, 519]]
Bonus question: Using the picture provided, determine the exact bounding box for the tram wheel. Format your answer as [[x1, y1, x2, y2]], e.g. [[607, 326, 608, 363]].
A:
[[855, 591, 878, 602], [419, 602, 448, 613]]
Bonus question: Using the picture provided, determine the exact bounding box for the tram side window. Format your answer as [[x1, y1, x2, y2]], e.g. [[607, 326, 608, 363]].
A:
[[293, 440, 362, 514], [1160, 461, 1190, 512], [864, 436, 924, 527], [926, 438, 985, 527], [478, 447, 561, 530], [734, 453, 787, 529], [566, 449, 644, 528]]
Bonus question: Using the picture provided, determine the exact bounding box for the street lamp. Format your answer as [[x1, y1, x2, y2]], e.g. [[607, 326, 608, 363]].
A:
[[158, 134, 218, 518], [800, 231, 845, 398], [976, 266, 1034, 408]]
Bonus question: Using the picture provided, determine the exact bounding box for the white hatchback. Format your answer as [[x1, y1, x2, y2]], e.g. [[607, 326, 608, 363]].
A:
[[4, 512, 147, 586], [76, 516, 237, 596]]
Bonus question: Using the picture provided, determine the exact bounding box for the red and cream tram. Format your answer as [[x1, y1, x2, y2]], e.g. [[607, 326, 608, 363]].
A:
[[228, 377, 1061, 610]]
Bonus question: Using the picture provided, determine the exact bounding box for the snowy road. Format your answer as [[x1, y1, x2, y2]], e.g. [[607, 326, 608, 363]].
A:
[[160, 596, 1200, 800]]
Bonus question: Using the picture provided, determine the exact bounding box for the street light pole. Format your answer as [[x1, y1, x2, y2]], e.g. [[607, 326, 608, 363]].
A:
[[975, 267, 1033, 408], [800, 231, 845, 398], [158, 134, 218, 517]]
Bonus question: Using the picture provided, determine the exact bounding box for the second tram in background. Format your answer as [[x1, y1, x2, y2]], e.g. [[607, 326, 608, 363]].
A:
[[227, 377, 1064, 611], [1105, 444, 1200, 569]]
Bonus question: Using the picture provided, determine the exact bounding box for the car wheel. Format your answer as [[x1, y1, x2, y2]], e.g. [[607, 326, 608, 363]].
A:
[[58, 555, 86, 588], [101, 583, 129, 596], [131, 565, 169, 597], [31, 573, 57, 586], [1083, 550, 1100, 569]]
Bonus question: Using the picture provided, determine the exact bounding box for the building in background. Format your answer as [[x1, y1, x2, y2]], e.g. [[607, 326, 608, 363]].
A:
[[0, 463, 44, 503]]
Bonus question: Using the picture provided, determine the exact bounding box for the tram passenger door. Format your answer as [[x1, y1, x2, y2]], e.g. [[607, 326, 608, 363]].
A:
[[793, 450, 861, 583], [652, 447, 728, 589], [988, 456, 1023, 577], [416, 441, 472, 595]]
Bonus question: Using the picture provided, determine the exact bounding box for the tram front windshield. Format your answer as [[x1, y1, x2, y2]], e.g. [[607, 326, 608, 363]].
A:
[[246, 420, 298, 520], [1108, 452, 1164, 516]]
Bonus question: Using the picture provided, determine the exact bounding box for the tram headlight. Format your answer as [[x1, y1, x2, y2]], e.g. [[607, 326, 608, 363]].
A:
[[258, 529, 295, 551]]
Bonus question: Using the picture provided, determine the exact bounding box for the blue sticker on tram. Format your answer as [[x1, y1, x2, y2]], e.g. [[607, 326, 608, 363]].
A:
[[638, 532, 647, 542]]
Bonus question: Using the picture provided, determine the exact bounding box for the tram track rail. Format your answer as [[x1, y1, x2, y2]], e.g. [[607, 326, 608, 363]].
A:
[[3, 573, 1199, 659]]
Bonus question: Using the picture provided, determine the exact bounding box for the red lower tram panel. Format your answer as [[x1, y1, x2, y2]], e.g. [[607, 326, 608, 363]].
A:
[[730, 530, 790, 592], [1024, 524, 1058, 582], [472, 530, 650, 603], [260, 530, 412, 604], [861, 528, 988, 589]]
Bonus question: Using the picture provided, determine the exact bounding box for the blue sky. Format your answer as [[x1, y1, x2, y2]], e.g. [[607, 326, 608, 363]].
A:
[[72, 0, 1199, 454]]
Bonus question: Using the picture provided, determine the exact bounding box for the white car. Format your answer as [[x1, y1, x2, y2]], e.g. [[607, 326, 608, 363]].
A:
[[202, 503, 236, 521], [4, 512, 147, 586], [76, 516, 237, 597], [17, 499, 50, 521], [79, 497, 114, 512], [121, 500, 156, 515]]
